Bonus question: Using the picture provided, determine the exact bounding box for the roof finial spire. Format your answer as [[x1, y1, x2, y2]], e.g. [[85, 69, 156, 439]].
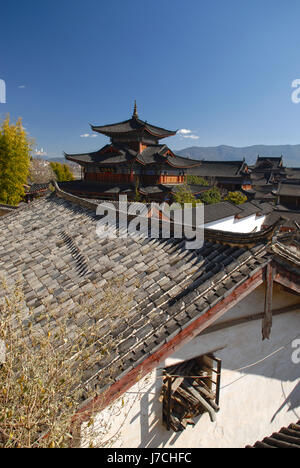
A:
[[133, 100, 138, 119]]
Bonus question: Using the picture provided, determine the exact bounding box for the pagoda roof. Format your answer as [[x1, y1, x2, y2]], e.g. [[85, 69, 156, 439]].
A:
[[91, 115, 176, 140], [165, 153, 202, 169], [65, 143, 201, 169], [65, 145, 137, 165], [136, 145, 201, 168], [253, 156, 284, 170]]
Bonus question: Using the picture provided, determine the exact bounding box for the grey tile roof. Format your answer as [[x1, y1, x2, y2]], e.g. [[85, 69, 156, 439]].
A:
[[205, 202, 241, 223], [250, 174, 272, 186], [264, 210, 300, 230], [166, 154, 202, 169], [59, 181, 209, 198], [237, 201, 274, 218], [247, 420, 300, 448], [285, 168, 300, 180], [65, 144, 137, 165], [25, 183, 50, 194], [277, 181, 300, 197], [252, 187, 277, 201], [58, 181, 134, 195], [175, 201, 273, 227], [65, 143, 201, 169], [135, 145, 200, 168], [187, 161, 247, 178], [253, 156, 283, 170], [90, 116, 176, 139], [174, 202, 241, 226], [0, 194, 274, 400]]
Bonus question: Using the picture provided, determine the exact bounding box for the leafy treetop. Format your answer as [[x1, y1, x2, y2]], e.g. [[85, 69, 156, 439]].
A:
[[225, 191, 248, 205], [200, 186, 222, 205], [50, 162, 75, 182], [173, 184, 202, 207], [0, 116, 32, 205], [187, 175, 209, 186]]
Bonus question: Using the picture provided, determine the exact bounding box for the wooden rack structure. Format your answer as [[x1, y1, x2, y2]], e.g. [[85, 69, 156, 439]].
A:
[[161, 355, 222, 432]]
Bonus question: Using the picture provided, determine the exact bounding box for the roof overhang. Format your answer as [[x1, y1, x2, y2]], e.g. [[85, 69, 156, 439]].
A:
[[74, 267, 266, 426]]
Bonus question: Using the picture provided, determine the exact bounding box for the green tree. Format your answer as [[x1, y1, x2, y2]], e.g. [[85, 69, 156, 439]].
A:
[[0, 116, 32, 205], [200, 186, 222, 205], [50, 162, 74, 182], [225, 191, 248, 205], [187, 175, 209, 186], [173, 184, 202, 207]]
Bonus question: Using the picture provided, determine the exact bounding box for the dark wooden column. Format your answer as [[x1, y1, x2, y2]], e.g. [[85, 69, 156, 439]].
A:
[[262, 263, 274, 340]]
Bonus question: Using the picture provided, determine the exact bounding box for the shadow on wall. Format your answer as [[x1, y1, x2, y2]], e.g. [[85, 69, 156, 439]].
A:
[[131, 316, 300, 447], [271, 381, 300, 423], [131, 362, 300, 448], [131, 367, 207, 449], [129, 368, 180, 448], [170, 308, 300, 385]]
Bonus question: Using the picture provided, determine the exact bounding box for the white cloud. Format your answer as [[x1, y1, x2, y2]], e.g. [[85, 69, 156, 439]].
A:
[[178, 129, 192, 135], [178, 128, 199, 139], [18, 85, 26, 89], [185, 134, 199, 140], [178, 128, 199, 140], [80, 133, 97, 138]]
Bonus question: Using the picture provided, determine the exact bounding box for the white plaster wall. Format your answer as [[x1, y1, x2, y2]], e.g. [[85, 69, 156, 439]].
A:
[[212, 282, 300, 326], [83, 287, 300, 448], [203, 214, 266, 233]]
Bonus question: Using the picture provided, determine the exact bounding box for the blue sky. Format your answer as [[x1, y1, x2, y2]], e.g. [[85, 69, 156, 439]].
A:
[[1, 0, 300, 158]]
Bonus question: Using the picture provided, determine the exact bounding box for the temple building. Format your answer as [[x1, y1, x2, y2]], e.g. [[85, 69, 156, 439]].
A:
[[187, 159, 251, 191], [251, 156, 286, 183], [62, 103, 206, 201], [275, 180, 300, 210]]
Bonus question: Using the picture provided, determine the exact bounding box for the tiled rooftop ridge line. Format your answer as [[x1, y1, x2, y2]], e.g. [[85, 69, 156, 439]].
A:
[[56, 181, 283, 249], [0, 202, 19, 210], [54, 182, 99, 211], [271, 240, 300, 266]]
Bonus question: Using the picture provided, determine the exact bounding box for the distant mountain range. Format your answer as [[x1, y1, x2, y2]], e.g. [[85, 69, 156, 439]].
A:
[[176, 145, 300, 167], [45, 157, 68, 164]]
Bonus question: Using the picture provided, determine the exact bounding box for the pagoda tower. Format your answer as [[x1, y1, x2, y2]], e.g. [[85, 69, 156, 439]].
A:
[[63, 104, 202, 201]]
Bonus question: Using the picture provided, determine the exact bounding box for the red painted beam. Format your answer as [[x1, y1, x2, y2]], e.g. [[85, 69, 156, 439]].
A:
[[274, 270, 300, 295], [75, 268, 264, 425]]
